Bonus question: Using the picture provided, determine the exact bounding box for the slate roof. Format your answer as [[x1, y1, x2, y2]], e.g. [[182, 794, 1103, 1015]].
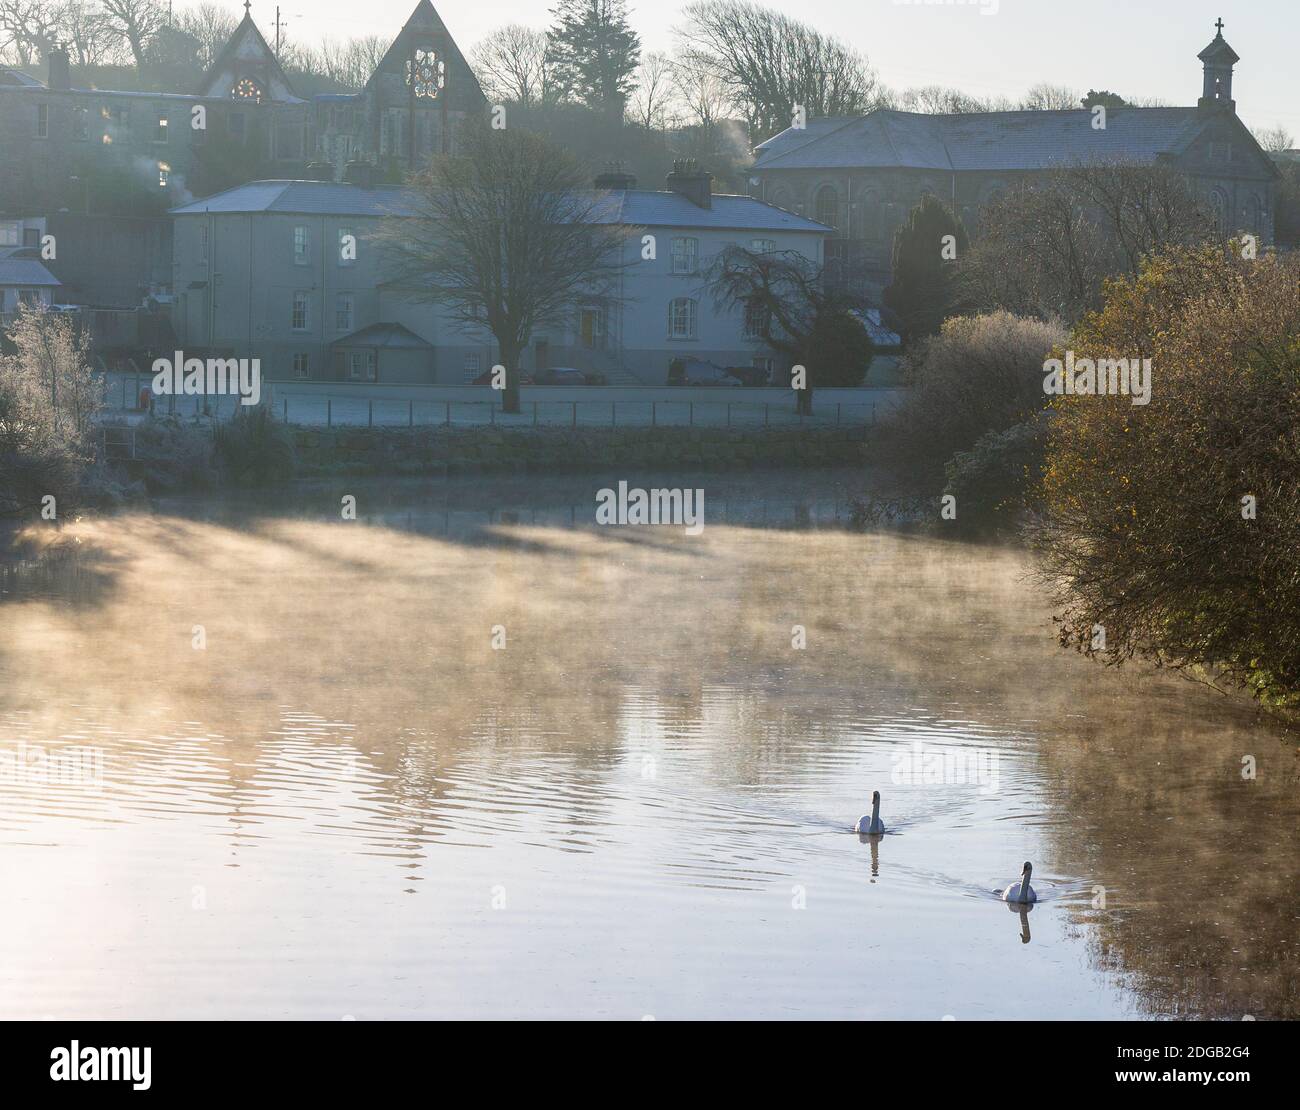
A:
[[600, 190, 829, 232], [0, 249, 61, 287], [172, 181, 830, 232], [170, 181, 421, 218], [332, 322, 431, 349], [0, 66, 43, 88], [754, 107, 1215, 173]]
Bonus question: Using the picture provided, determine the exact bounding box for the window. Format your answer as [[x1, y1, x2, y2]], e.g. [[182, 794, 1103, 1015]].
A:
[[743, 300, 769, 339], [112, 105, 130, 129], [750, 238, 776, 254], [291, 291, 309, 331], [293, 353, 310, 379], [158, 165, 170, 188], [752, 356, 775, 381], [408, 48, 445, 99], [35, 103, 48, 138], [337, 227, 355, 266], [815, 185, 840, 231], [0, 220, 19, 247], [670, 236, 699, 274], [293, 225, 309, 265], [72, 106, 88, 140], [232, 78, 262, 103], [668, 297, 698, 339], [1208, 190, 1228, 235], [463, 353, 481, 376], [228, 111, 246, 140], [18, 289, 41, 307], [349, 351, 376, 381], [335, 293, 354, 332], [155, 110, 168, 143]]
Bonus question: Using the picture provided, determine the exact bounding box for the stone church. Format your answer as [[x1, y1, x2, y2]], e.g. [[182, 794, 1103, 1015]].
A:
[[751, 22, 1280, 295], [0, 0, 484, 217]]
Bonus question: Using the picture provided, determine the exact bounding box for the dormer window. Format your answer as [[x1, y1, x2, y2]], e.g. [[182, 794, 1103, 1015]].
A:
[[408, 49, 444, 99], [232, 78, 262, 104]]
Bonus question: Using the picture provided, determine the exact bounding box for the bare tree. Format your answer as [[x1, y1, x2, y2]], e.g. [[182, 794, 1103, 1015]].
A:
[[1253, 124, 1295, 153], [706, 246, 874, 414], [470, 24, 555, 107], [675, 0, 884, 141], [174, 2, 237, 69], [305, 34, 386, 90], [0, 0, 63, 65], [893, 85, 1006, 114], [627, 49, 676, 130], [1019, 83, 1080, 111], [59, 0, 119, 67], [961, 160, 1214, 321], [379, 120, 635, 414], [670, 49, 729, 141], [98, 0, 164, 69]]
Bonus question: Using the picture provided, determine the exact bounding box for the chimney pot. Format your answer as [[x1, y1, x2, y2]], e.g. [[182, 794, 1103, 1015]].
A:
[[666, 161, 713, 209]]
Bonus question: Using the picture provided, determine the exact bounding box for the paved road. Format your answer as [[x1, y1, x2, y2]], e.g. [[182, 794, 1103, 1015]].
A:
[[100, 374, 906, 429]]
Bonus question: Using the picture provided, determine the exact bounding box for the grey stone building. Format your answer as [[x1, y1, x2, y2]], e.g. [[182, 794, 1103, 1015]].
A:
[[751, 22, 1279, 296], [0, 2, 482, 217]]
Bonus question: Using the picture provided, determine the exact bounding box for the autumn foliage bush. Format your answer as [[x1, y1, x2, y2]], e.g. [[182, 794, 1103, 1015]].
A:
[[1034, 244, 1300, 705]]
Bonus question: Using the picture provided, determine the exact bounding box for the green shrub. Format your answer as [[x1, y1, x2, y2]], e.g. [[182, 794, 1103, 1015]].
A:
[[212, 406, 296, 487]]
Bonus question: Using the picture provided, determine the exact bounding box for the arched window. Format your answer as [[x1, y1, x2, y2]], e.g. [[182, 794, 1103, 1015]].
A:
[[1242, 193, 1262, 234], [1208, 189, 1228, 234], [815, 185, 840, 232], [770, 188, 792, 212]]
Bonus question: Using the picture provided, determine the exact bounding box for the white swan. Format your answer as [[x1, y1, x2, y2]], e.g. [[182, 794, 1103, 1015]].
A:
[[855, 791, 885, 836], [1003, 861, 1037, 904]]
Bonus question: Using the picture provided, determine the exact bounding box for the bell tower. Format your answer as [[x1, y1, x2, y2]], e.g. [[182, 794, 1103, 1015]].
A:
[[1198, 18, 1239, 114]]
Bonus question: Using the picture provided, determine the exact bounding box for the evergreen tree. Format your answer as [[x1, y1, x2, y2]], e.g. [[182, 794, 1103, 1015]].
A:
[[883, 195, 969, 342], [547, 0, 641, 117]]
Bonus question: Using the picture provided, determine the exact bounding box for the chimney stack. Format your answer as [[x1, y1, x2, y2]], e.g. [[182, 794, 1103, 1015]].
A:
[[304, 161, 335, 182], [343, 159, 376, 189], [666, 159, 712, 209], [594, 162, 637, 190], [47, 45, 71, 92]]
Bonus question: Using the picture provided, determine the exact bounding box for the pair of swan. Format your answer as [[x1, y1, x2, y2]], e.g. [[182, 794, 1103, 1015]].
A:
[[854, 793, 1038, 905]]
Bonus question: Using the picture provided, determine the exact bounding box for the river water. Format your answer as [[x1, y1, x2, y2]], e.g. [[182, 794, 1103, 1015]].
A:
[[0, 470, 1295, 1019]]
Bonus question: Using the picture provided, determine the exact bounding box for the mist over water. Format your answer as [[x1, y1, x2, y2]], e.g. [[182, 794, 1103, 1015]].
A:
[[1, 470, 1295, 1019]]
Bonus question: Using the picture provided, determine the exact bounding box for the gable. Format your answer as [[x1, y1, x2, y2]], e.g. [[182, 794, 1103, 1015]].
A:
[[195, 16, 300, 103], [366, 0, 485, 112]]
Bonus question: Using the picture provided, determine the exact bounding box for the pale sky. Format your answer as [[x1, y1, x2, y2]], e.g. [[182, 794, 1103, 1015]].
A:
[[250, 0, 1299, 134]]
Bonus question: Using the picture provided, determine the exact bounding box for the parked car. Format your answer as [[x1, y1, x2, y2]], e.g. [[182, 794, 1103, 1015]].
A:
[[725, 364, 770, 387], [533, 367, 590, 385], [667, 358, 744, 387], [471, 368, 533, 386]]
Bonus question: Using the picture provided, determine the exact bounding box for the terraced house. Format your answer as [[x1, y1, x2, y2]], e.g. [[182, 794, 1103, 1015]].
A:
[[168, 165, 829, 385], [752, 22, 1279, 296]]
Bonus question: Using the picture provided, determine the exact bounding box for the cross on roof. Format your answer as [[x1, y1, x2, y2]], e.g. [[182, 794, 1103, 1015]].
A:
[[1216, 18, 1225, 33], [245, 1, 252, 14]]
